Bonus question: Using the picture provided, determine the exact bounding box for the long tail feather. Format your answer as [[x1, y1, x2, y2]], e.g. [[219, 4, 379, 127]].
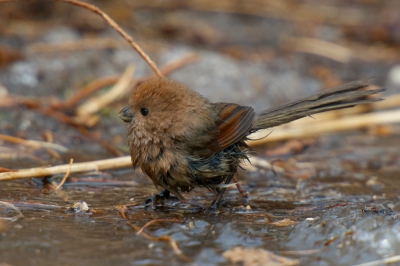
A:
[[251, 78, 386, 130]]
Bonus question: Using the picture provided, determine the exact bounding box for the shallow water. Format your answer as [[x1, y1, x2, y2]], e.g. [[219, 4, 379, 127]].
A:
[[1, 134, 400, 266]]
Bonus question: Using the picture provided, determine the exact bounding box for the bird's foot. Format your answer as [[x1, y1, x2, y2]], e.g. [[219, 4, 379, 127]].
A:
[[207, 198, 228, 212], [143, 189, 180, 209]]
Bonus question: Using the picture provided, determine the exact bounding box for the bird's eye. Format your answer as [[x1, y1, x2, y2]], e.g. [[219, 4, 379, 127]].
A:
[[140, 108, 149, 116]]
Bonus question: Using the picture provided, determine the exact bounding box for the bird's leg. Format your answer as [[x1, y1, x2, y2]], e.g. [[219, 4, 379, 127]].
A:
[[209, 175, 235, 210], [233, 176, 248, 198], [143, 189, 179, 209]]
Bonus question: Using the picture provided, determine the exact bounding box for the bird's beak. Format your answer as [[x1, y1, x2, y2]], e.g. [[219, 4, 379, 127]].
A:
[[119, 106, 134, 123]]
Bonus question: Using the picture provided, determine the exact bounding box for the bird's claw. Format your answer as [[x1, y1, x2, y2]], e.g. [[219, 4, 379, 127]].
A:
[[207, 198, 228, 212], [143, 189, 180, 209]]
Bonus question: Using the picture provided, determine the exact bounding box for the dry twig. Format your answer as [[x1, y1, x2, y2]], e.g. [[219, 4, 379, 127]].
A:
[[129, 222, 190, 261], [284, 37, 353, 63], [0, 156, 132, 181], [55, 158, 74, 190], [118, 206, 190, 262], [0, 134, 68, 152], [136, 219, 183, 235], [28, 38, 129, 53], [157, 53, 200, 77]]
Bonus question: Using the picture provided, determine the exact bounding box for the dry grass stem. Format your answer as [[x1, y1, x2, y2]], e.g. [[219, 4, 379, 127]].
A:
[[233, 176, 248, 198], [118, 205, 129, 219], [0, 134, 68, 152], [136, 219, 183, 235], [284, 37, 353, 63], [28, 38, 129, 53], [0, 156, 132, 181], [0, 147, 45, 164], [279, 250, 320, 256], [243, 156, 285, 173], [55, 158, 74, 190], [285, 37, 400, 63]]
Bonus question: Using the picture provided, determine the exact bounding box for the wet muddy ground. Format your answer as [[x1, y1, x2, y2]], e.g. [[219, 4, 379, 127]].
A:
[[1, 1, 400, 265], [2, 133, 400, 266]]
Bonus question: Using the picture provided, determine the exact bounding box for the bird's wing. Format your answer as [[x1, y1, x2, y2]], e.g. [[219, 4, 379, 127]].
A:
[[213, 102, 255, 150]]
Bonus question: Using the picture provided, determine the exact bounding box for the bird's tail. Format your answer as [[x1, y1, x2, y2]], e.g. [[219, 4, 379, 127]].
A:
[[251, 78, 385, 131]]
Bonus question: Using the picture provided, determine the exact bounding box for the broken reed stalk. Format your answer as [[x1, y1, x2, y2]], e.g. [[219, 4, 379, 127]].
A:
[[0, 134, 68, 152], [0, 156, 132, 181], [0, 0, 164, 78]]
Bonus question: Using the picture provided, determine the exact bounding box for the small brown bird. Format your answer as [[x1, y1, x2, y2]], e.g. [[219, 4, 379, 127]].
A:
[[119, 77, 384, 209]]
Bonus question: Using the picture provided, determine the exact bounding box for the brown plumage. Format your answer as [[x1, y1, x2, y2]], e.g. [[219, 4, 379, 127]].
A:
[[119, 77, 385, 208]]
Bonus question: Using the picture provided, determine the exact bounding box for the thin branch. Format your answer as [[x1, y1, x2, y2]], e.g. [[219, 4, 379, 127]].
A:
[[284, 37, 353, 63], [158, 53, 200, 77], [0, 156, 132, 181], [0, 134, 68, 152], [55, 158, 74, 190], [136, 219, 183, 235], [128, 222, 189, 260]]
